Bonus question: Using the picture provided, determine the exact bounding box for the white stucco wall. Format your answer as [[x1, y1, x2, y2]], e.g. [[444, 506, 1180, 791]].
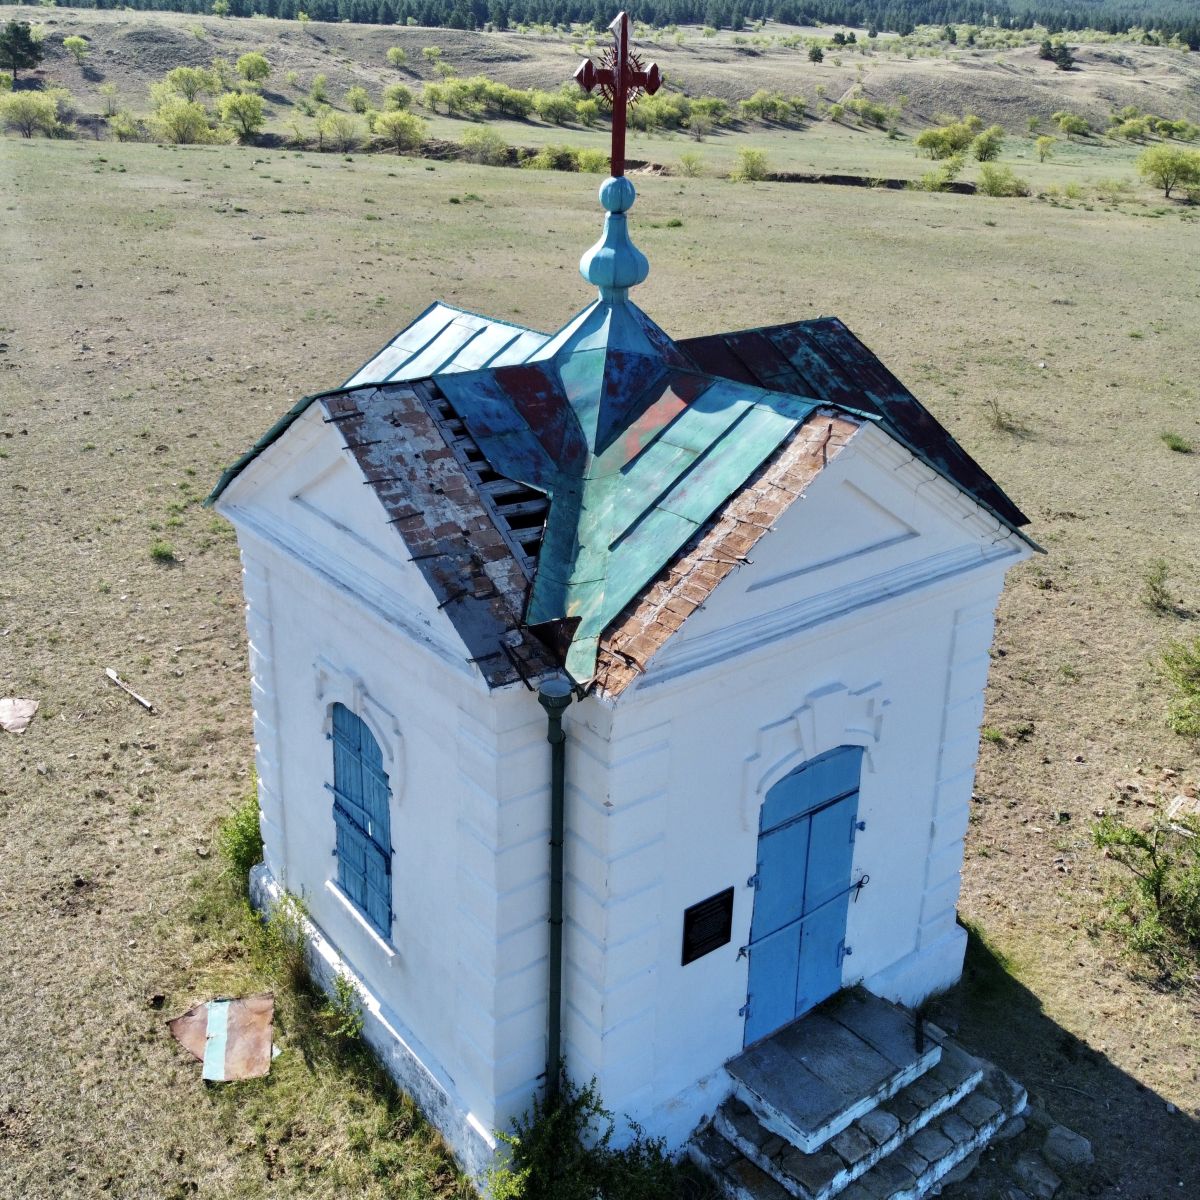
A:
[[216, 410, 1030, 1174], [552, 425, 1031, 1149]]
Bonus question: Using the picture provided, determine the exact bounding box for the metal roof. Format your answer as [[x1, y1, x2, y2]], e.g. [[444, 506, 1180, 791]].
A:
[[210, 299, 1028, 689]]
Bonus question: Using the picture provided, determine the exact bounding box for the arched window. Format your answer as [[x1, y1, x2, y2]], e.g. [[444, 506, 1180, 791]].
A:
[[329, 702, 392, 938]]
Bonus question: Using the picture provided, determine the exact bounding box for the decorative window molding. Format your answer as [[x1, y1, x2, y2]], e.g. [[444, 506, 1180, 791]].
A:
[[741, 681, 887, 831], [315, 656, 404, 776]]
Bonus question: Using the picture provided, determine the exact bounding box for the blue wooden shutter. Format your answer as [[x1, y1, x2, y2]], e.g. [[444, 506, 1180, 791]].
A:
[[331, 703, 392, 938]]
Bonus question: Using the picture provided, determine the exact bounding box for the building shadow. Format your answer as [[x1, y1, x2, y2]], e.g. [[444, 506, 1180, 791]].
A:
[[927, 924, 1198, 1198]]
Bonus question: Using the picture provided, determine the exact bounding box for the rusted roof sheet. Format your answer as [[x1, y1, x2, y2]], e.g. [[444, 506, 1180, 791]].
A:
[[679, 318, 1029, 530], [595, 414, 861, 697], [320, 381, 558, 689]]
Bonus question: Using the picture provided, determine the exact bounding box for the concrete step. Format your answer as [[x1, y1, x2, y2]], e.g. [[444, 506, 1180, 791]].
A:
[[727, 988, 944, 1154], [690, 1062, 1026, 1200], [714, 1040, 985, 1200]]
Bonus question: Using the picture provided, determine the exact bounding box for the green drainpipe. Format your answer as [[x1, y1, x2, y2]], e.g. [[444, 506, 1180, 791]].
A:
[[537, 674, 574, 1103]]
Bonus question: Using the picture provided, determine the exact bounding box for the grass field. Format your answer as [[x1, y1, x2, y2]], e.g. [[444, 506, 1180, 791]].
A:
[[2, 18, 1199, 1199]]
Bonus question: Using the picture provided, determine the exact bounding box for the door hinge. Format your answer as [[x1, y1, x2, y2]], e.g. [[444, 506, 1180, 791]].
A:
[[837, 941, 854, 968], [737, 944, 748, 961], [738, 1000, 751, 1017], [746, 873, 760, 890], [850, 817, 866, 843]]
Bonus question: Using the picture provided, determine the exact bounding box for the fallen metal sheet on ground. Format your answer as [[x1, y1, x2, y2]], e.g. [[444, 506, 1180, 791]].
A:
[[0, 698, 39, 734], [169, 994, 275, 1081]]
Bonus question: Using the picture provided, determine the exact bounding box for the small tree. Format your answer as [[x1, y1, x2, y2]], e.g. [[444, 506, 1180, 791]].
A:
[[63, 35, 89, 65], [807, 45, 823, 63], [212, 0, 230, 16], [383, 83, 413, 112], [971, 124, 1005, 161], [0, 20, 44, 81], [236, 52, 271, 87], [164, 66, 213, 103], [386, 45, 408, 68], [98, 81, 119, 115], [1137, 145, 1200, 197], [1027, 115, 1041, 135], [1053, 111, 1090, 140], [0, 89, 58, 137], [309, 73, 328, 103], [345, 85, 370, 113], [1036, 135, 1055, 162], [218, 90, 265, 141], [1052, 43, 1076, 71]]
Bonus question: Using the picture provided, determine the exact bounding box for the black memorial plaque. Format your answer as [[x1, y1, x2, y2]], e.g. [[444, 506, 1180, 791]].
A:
[[681, 887, 735, 965]]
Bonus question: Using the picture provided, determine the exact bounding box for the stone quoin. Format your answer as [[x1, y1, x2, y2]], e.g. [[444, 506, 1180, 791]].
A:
[[208, 13, 1035, 1193]]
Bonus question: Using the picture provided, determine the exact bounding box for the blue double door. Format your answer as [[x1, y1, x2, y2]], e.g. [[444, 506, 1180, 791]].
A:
[[744, 746, 864, 1047]]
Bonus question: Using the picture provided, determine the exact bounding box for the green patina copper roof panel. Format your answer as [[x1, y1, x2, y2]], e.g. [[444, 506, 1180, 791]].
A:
[[432, 303, 825, 680]]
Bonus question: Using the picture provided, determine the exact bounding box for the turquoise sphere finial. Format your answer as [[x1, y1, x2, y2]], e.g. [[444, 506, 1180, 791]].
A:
[[580, 176, 648, 300]]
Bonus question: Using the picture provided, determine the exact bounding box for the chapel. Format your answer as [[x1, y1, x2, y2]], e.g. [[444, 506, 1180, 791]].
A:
[[209, 16, 1033, 1198]]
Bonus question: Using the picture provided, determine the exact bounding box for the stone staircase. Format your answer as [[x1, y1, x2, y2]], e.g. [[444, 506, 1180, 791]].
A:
[[689, 989, 1026, 1200]]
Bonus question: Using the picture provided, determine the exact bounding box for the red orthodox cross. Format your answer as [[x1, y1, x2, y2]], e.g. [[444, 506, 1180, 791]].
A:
[[574, 12, 662, 178]]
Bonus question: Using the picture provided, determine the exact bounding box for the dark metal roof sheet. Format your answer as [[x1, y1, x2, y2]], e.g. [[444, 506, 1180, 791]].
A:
[[679, 317, 1030, 530]]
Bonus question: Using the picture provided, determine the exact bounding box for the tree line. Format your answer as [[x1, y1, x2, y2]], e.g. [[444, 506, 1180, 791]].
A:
[[18, 0, 1200, 48]]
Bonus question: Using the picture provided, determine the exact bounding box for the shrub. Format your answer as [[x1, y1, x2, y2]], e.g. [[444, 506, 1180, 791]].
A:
[[808, 45, 824, 62], [977, 163, 1029, 196], [1161, 636, 1200, 738], [309, 72, 328, 103], [217, 783, 263, 895], [915, 114, 980, 159], [460, 124, 508, 164], [1093, 814, 1200, 984], [386, 45, 407, 68], [0, 72, 11, 94], [677, 150, 703, 177], [912, 153, 964, 192], [63, 34, 88, 64], [345, 84, 370, 113], [284, 69, 299, 89], [149, 539, 177, 563], [382, 82, 413, 111], [108, 110, 142, 141], [155, 97, 231, 144], [374, 109, 423, 153], [0, 90, 59, 137], [1141, 558, 1175, 615], [1161, 431, 1193, 453], [236, 51, 270, 85], [218, 90, 265, 141], [576, 97, 598, 127], [321, 972, 364, 1041], [731, 146, 768, 182], [576, 147, 607, 173], [1036, 134, 1054, 162], [486, 1075, 698, 1200], [318, 110, 359, 152], [522, 143, 579, 171]]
